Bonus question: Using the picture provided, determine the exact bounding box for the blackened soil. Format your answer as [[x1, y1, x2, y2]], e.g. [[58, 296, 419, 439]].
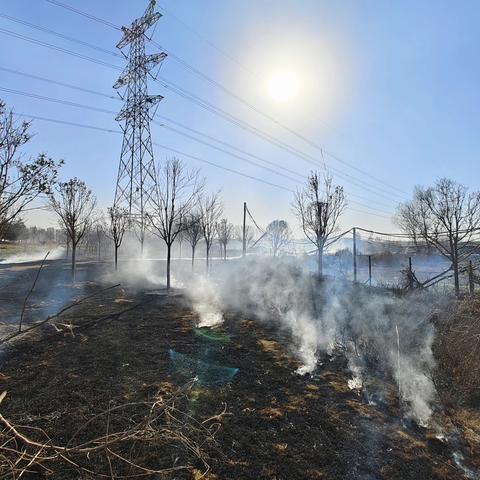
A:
[[0, 286, 475, 479]]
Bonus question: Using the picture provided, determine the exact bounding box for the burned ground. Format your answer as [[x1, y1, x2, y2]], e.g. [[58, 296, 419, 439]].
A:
[[0, 264, 478, 479]]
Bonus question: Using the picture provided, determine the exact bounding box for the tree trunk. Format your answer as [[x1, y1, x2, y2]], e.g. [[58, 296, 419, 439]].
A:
[[71, 243, 76, 281], [453, 259, 460, 297], [114, 244, 118, 271], [224, 243, 227, 261], [166, 244, 172, 290], [66, 239, 70, 259], [206, 245, 210, 273], [317, 244, 323, 277], [97, 241, 101, 262], [191, 244, 196, 270]]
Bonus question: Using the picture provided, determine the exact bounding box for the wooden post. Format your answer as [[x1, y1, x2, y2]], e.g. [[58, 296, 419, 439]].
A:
[[242, 202, 247, 257], [469, 260, 474, 294], [353, 228, 357, 283], [408, 257, 413, 289], [368, 255, 372, 286]]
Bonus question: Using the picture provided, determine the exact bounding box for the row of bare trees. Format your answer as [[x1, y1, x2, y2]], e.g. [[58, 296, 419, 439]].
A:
[[5, 96, 478, 295], [145, 159, 224, 289]]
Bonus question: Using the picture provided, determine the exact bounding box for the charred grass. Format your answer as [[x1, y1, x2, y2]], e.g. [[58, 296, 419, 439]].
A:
[[0, 284, 475, 479]]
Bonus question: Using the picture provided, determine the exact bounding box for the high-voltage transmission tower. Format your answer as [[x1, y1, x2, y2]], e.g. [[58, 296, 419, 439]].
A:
[[113, 0, 167, 249]]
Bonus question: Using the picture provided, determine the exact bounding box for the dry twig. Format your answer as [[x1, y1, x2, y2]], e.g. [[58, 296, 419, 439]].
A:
[[0, 381, 218, 479]]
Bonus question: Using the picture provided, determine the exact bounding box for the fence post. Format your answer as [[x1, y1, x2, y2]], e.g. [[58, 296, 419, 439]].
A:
[[469, 260, 474, 294], [368, 255, 372, 286], [408, 257, 413, 289], [353, 228, 357, 283]]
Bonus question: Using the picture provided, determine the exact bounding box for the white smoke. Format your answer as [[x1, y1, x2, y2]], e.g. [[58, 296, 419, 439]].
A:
[[0, 246, 64, 264], [189, 275, 223, 327], [182, 256, 443, 424]]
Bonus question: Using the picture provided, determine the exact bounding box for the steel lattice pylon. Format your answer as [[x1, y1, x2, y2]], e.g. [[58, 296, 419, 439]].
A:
[[113, 0, 167, 246]]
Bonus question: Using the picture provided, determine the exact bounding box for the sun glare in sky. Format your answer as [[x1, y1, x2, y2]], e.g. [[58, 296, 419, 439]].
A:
[[267, 69, 300, 103]]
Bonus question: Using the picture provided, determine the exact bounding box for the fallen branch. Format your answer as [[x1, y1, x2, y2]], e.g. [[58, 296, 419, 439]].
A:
[[0, 284, 121, 345], [18, 251, 50, 333]]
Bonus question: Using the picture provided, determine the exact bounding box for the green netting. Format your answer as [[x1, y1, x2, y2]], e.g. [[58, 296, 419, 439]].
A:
[[193, 327, 232, 344], [169, 349, 239, 385]]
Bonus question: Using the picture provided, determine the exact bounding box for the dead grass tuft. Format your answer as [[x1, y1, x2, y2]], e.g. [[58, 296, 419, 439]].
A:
[[259, 407, 284, 419]]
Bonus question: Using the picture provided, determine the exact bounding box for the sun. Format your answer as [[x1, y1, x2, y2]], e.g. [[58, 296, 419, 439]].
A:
[[267, 69, 300, 103]]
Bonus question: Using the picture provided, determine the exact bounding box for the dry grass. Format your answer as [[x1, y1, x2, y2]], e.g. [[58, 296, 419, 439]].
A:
[[0, 382, 220, 479], [434, 293, 480, 405]]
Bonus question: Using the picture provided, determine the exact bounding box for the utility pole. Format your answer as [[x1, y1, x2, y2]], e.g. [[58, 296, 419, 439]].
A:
[[113, 0, 167, 254], [242, 202, 247, 257], [368, 255, 372, 287], [353, 227, 357, 282]]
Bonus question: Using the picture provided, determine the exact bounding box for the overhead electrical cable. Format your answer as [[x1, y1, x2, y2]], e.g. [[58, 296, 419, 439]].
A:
[[44, 0, 120, 30], [41, 0, 408, 196], [0, 21, 405, 205], [10, 110, 391, 220], [2, 83, 393, 216], [0, 62, 400, 212]]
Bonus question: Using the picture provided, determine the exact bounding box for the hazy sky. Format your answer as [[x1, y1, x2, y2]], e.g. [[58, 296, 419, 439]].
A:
[[1, 0, 479, 233]]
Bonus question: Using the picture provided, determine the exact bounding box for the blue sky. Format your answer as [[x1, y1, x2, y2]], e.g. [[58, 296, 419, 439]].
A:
[[0, 0, 479, 233]]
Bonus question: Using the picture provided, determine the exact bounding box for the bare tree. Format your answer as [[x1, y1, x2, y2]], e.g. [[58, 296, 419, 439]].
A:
[[217, 218, 234, 260], [293, 171, 346, 276], [147, 158, 204, 289], [397, 178, 480, 296], [106, 206, 128, 271], [184, 213, 202, 270], [199, 192, 223, 272], [0, 101, 62, 237], [50, 178, 97, 280], [266, 219, 291, 256]]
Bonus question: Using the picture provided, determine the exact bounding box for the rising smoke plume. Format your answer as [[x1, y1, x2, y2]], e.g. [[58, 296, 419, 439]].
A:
[[183, 256, 445, 424]]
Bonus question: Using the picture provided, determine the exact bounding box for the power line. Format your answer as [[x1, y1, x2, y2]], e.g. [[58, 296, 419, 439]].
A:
[[12, 110, 293, 193], [0, 86, 116, 115], [0, 27, 123, 70], [26, 6, 408, 200], [0, 66, 121, 101], [154, 116, 398, 208], [0, 22, 405, 206], [44, 0, 120, 30], [1, 82, 393, 216], [12, 110, 391, 220], [150, 4, 409, 196], [155, 115, 304, 180], [154, 73, 405, 203], [43, 0, 406, 196], [0, 17, 403, 213], [246, 206, 265, 234], [354, 226, 480, 238], [156, 122, 301, 184], [0, 64, 304, 183], [15, 112, 121, 134], [152, 144, 295, 194], [0, 61, 400, 213], [0, 12, 121, 57]]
